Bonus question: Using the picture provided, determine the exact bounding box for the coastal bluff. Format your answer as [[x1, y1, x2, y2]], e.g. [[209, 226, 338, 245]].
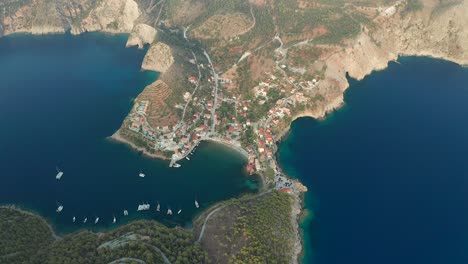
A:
[[141, 42, 174, 73], [126, 24, 157, 49]]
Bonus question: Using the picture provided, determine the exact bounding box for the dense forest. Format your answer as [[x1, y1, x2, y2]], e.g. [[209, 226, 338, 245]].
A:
[[195, 192, 295, 264], [0, 208, 208, 264]]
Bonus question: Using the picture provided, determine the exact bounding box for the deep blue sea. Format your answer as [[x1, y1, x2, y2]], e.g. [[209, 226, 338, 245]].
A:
[[279, 57, 468, 264], [0, 33, 258, 233]]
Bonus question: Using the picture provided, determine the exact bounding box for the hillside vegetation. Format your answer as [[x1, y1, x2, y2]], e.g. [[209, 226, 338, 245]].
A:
[[194, 192, 296, 264], [0, 208, 208, 264]]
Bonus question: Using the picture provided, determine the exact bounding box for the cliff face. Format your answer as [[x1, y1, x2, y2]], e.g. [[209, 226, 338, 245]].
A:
[[141, 42, 174, 73], [0, 0, 94, 36], [126, 23, 157, 49], [307, 0, 468, 120], [70, 0, 141, 35], [0, 0, 141, 37]]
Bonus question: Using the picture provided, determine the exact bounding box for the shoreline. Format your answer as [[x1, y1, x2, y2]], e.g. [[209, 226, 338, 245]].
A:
[[108, 130, 171, 161], [0, 205, 60, 240]]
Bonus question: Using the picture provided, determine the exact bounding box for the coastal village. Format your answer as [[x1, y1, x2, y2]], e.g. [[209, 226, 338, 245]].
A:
[[119, 40, 315, 194]]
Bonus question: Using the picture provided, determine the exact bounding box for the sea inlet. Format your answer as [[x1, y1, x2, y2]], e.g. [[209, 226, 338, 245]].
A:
[[0, 33, 259, 233], [279, 57, 468, 264]]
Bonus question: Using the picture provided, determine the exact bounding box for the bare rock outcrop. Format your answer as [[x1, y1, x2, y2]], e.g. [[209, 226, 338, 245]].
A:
[[307, 0, 468, 120], [70, 0, 141, 35], [126, 24, 157, 49], [141, 42, 174, 73]]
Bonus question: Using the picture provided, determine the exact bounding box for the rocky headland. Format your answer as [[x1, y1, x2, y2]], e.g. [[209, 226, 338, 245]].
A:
[[126, 23, 157, 48], [141, 42, 174, 72]]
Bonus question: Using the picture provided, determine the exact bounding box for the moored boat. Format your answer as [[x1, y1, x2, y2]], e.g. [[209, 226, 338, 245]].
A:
[[137, 203, 150, 211], [195, 200, 199, 208], [112, 216, 116, 224], [56, 203, 63, 213], [94, 217, 99, 224], [123, 210, 128, 216], [73, 216, 76, 223], [55, 167, 64, 180], [83, 217, 88, 223]]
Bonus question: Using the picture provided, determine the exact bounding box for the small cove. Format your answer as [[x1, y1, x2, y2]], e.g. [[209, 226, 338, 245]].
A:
[[0, 33, 259, 234]]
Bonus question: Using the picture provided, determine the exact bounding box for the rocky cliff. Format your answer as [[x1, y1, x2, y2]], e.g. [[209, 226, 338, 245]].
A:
[[141, 42, 174, 73], [126, 23, 157, 48], [0, 0, 141, 37], [303, 0, 467, 120], [70, 0, 141, 35]]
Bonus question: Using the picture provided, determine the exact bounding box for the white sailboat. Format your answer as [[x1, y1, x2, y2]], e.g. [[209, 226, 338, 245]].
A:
[[94, 217, 99, 224], [83, 217, 88, 223], [195, 200, 199, 208], [56, 203, 63, 213], [177, 209, 182, 214], [186, 157, 190, 160], [156, 202, 160, 212], [137, 203, 150, 211], [72, 216, 76, 223], [112, 216, 116, 224], [55, 167, 64, 180], [123, 210, 128, 216], [167, 208, 173, 215]]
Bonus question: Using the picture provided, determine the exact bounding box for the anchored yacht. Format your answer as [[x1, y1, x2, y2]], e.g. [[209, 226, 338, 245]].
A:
[[55, 167, 63, 180], [137, 203, 150, 211]]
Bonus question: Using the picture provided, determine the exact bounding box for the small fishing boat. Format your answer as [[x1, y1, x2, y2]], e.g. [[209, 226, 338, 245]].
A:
[[123, 210, 128, 216], [112, 216, 116, 224], [186, 157, 190, 160], [139, 170, 145, 177], [73, 216, 76, 223], [177, 209, 182, 214], [156, 202, 160, 212], [94, 217, 99, 224], [195, 200, 199, 208], [167, 208, 173, 215], [83, 217, 88, 223], [173, 163, 181, 168]]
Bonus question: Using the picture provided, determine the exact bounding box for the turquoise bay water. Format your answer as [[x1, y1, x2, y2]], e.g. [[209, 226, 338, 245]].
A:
[[279, 57, 468, 264], [0, 33, 258, 233]]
